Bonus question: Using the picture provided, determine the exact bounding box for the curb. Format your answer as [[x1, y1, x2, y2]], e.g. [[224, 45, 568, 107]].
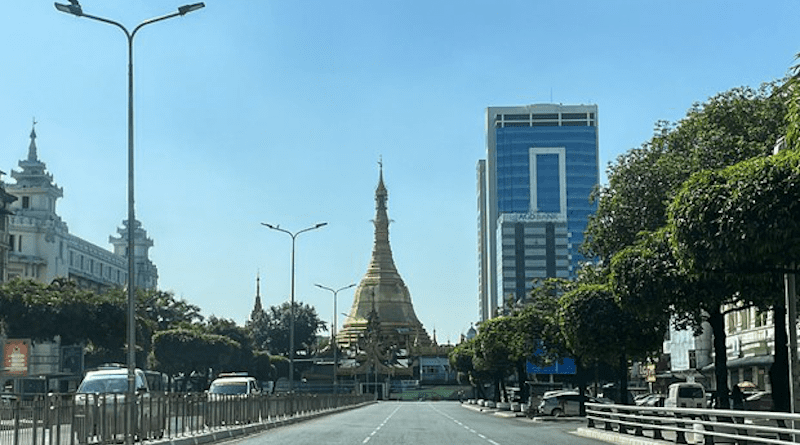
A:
[[573, 427, 672, 445], [156, 401, 376, 445]]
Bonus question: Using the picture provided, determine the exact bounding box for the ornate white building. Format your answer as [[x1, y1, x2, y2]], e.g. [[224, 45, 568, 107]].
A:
[[4, 124, 158, 290]]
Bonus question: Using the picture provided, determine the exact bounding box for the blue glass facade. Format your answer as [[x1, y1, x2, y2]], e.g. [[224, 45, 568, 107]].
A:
[[536, 153, 561, 213], [494, 125, 598, 269], [479, 105, 599, 319]]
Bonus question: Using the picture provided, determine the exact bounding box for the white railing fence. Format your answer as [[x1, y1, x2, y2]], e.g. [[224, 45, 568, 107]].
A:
[[586, 402, 800, 445], [0, 392, 375, 445]]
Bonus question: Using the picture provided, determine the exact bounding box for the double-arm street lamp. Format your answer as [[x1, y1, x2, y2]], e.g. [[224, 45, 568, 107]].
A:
[[54, 3, 204, 443], [261, 222, 327, 393], [315, 283, 356, 390]]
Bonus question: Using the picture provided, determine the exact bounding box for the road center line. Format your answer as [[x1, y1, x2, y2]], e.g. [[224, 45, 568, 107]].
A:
[[363, 404, 402, 444], [428, 403, 502, 445]]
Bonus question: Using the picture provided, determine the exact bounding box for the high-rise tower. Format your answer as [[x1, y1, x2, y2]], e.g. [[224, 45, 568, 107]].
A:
[[478, 104, 599, 320], [338, 166, 431, 348]]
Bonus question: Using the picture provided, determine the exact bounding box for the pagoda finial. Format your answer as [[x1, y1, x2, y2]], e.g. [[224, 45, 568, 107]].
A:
[[251, 272, 264, 320], [28, 118, 38, 161]]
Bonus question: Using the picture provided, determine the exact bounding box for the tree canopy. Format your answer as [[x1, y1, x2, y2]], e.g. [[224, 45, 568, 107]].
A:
[[247, 301, 326, 356]]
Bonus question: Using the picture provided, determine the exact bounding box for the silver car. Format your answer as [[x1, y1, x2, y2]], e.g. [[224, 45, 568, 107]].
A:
[[73, 366, 162, 443], [538, 392, 601, 417]]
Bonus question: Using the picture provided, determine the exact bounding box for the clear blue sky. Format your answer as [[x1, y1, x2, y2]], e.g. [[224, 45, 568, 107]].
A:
[[1, 1, 798, 344]]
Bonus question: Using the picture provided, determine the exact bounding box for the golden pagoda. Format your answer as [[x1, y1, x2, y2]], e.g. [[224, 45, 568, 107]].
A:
[[337, 166, 431, 350]]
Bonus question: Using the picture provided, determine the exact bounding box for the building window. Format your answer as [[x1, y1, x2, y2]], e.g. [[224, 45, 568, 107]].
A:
[[9, 235, 14, 252], [688, 350, 697, 369], [22, 196, 29, 209]]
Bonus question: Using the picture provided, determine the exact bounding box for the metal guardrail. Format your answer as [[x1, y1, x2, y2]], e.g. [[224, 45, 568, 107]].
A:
[[586, 402, 800, 444], [0, 392, 375, 445]]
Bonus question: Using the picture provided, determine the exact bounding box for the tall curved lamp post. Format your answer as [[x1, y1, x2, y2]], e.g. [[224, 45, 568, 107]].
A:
[[315, 283, 355, 390], [54, 3, 204, 443], [262, 222, 327, 394]]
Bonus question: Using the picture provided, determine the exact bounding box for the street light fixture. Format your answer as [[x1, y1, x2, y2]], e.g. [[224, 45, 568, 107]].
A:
[[54, 3, 204, 443], [261, 222, 327, 394], [315, 283, 355, 390]]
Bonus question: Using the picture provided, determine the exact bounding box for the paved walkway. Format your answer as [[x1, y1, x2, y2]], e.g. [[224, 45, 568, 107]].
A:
[[460, 402, 683, 445]]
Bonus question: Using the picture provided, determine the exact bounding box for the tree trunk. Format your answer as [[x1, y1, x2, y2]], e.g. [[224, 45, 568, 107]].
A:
[[619, 352, 629, 405], [577, 358, 588, 416], [771, 304, 791, 412], [708, 305, 730, 409], [516, 360, 529, 403]]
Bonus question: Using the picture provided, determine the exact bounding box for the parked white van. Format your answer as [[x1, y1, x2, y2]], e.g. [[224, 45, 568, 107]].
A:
[[664, 382, 706, 408]]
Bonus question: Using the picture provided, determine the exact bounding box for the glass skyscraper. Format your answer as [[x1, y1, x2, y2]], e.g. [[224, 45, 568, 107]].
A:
[[477, 104, 599, 321]]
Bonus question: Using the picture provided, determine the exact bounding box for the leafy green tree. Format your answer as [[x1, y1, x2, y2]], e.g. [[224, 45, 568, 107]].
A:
[[471, 316, 516, 402], [449, 338, 491, 400], [205, 316, 254, 373], [560, 283, 662, 405], [583, 82, 788, 408], [669, 149, 800, 411], [151, 328, 240, 391], [609, 228, 748, 408], [247, 301, 326, 356], [138, 290, 203, 332], [252, 351, 274, 385], [0, 278, 127, 353]]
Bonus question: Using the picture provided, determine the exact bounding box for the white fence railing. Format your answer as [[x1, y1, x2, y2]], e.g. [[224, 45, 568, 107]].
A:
[[0, 392, 375, 445], [586, 402, 800, 445]]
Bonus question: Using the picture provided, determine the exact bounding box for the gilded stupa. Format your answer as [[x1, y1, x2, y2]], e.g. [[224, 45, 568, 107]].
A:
[[337, 166, 432, 349]]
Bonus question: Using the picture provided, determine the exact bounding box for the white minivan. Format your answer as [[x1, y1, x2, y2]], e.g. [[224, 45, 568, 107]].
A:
[[664, 382, 706, 409]]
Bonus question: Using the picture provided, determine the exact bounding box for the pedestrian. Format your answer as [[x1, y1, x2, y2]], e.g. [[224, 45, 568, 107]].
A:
[[731, 384, 744, 410]]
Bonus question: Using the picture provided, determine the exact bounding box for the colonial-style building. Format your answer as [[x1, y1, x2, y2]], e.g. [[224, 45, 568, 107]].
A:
[[0, 170, 18, 283], [4, 123, 158, 290]]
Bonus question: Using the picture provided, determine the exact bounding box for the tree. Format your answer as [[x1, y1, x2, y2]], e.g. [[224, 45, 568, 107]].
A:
[[449, 338, 493, 400], [0, 278, 127, 354], [138, 290, 203, 332], [560, 283, 662, 405], [669, 149, 800, 411], [151, 328, 240, 391], [247, 301, 326, 356], [609, 228, 751, 408], [205, 316, 254, 374], [583, 82, 788, 408], [471, 316, 516, 402]]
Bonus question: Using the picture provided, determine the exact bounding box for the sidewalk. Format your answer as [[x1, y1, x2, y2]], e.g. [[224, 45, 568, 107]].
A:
[[460, 402, 675, 445]]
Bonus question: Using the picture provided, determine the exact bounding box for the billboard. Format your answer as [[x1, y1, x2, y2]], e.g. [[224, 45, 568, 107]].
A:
[[2, 339, 31, 376]]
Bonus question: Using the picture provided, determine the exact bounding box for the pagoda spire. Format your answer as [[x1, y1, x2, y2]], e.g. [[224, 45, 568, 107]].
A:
[[251, 273, 264, 321], [28, 119, 39, 162], [337, 162, 432, 349], [368, 157, 397, 276]]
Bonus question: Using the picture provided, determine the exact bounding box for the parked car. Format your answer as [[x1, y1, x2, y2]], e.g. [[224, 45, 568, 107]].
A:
[[208, 373, 260, 396], [635, 393, 665, 407], [0, 393, 18, 405], [73, 365, 162, 443], [745, 391, 772, 411], [538, 392, 603, 417], [664, 382, 706, 409]]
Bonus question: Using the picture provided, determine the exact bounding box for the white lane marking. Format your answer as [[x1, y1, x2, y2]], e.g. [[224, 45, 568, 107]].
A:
[[362, 404, 402, 444], [428, 403, 502, 445]]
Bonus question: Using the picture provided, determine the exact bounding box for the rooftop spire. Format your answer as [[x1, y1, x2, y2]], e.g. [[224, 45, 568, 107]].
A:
[[28, 118, 38, 162], [251, 272, 263, 320]]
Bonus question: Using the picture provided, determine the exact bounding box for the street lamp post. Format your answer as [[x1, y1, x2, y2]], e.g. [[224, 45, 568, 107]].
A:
[[261, 222, 327, 395], [54, 3, 204, 443], [315, 283, 355, 390]]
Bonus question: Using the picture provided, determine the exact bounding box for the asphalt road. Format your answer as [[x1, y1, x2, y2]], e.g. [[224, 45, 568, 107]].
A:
[[224, 401, 611, 445]]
